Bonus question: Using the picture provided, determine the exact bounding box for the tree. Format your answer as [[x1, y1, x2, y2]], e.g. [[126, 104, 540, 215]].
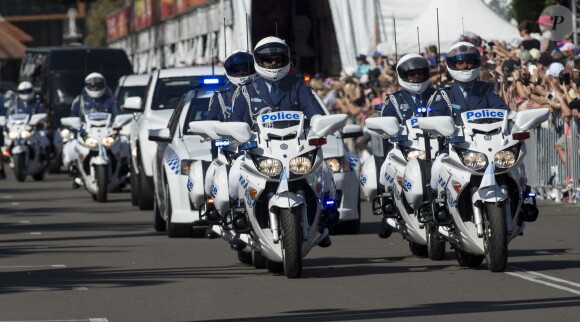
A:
[[85, 0, 124, 46]]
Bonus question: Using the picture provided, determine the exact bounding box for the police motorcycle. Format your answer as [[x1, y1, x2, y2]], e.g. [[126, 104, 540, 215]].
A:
[[61, 112, 133, 202], [362, 112, 446, 259], [0, 112, 51, 182], [417, 108, 550, 272], [195, 110, 346, 278]]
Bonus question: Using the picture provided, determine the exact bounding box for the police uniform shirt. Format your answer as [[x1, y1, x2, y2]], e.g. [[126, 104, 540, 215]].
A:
[[444, 81, 508, 124], [11, 99, 45, 115], [381, 86, 450, 123], [230, 74, 323, 125], [207, 81, 237, 122], [70, 90, 119, 120]]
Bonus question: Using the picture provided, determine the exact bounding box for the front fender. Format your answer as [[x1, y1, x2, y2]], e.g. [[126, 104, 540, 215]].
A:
[[12, 145, 26, 155], [268, 191, 306, 210], [89, 156, 108, 166], [474, 185, 508, 203], [188, 160, 206, 209]]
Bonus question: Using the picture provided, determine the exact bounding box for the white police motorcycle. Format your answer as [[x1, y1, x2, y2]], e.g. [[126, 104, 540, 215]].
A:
[[196, 111, 346, 278], [362, 116, 445, 259], [0, 113, 52, 182], [61, 113, 133, 202], [418, 108, 549, 272]]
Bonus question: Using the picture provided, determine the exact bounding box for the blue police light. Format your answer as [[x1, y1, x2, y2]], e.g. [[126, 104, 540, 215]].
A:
[[239, 141, 258, 151], [203, 78, 220, 85], [214, 139, 230, 148], [528, 192, 536, 198]]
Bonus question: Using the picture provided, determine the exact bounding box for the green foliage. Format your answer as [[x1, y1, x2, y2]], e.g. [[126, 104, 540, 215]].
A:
[[85, 0, 124, 46], [509, 0, 547, 24]]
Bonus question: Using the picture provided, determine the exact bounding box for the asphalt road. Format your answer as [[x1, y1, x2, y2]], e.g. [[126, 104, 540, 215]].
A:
[[1, 173, 580, 322]]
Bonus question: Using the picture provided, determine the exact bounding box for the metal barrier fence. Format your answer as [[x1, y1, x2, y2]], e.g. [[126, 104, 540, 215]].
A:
[[524, 111, 580, 203]]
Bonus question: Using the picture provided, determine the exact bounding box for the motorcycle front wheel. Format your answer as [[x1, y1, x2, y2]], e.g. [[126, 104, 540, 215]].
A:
[[484, 203, 508, 272], [96, 164, 108, 202], [13, 154, 26, 182], [280, 208, 303, 278]]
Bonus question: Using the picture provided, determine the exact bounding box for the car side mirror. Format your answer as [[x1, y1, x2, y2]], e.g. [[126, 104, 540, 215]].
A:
[[148, 128, 172, 142], [123, 96, 143, 112]]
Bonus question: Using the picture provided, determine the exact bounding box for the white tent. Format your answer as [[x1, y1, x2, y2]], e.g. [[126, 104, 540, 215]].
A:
[[329, 0, 520, 69]]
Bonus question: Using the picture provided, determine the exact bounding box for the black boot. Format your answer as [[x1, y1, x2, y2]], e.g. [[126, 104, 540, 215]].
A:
[[318, 235, 332, 248]]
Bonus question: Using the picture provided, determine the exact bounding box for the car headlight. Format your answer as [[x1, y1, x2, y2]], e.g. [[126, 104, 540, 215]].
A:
[[84, 137, 99, 149], [494, 150, 517, 168], [102, 136, 116, 148], [258, 157, 282, 177], [325, 157, 348, 173], [180, 159, 193, 176], [290, 156, 312, 175], [460, 150, 488, 171], [8, 131, 18, 139], [405, 149, 427, 161]]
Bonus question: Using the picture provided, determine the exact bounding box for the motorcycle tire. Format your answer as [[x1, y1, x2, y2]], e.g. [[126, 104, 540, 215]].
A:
[[266, 260, 283, 274], [166, 182, 193, 238], [408, 241, 428, 257], [153, 195, 166, 232], [252, 250, 267, 269], [13, 154, 26, 182], [280, 208, 302, 278], [130, 162, 139, 206], [484, 203, 508, 272], [137, 158, 154, 210], [96, 164, 108, 203], [455, 249, 484, 268], [426, 224, 446, 260], [237, 251, 252, 265]]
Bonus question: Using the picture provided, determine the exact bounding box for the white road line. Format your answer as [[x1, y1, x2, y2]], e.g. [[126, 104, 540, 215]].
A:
[[0, 265, 66, 269], [71, 287, 88, 291], [11, 202, 20, 206], [30, 232, 42, 235], [19, 220, 30, 224], [3, 195, 13, 199], [506, 268, 580, 296]]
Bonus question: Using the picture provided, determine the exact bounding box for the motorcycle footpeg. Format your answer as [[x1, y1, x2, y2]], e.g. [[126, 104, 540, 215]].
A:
[[204, 226, 219, 239], [372, 194, 396, 218], [72, 177, 83, 189], [432, 204, 452, 225], [204, 205, 223, 225], [378, 217, 392, 239], [231, 208, 251, 233]]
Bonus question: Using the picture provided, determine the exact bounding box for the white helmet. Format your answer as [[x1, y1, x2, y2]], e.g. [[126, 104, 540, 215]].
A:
[[17, 81, 34, 101], [446, 42, 481, 83], [224, 51, 256, 85], [253, 36, 291, 82], [84, 72, 106, 99], [396, 54, 430, 94]]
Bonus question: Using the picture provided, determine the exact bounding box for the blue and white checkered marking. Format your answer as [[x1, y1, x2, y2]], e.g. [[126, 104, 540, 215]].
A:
[[187, 178, 194, 191], [165, 153, 180, 175], [348, 153, 359, 171]]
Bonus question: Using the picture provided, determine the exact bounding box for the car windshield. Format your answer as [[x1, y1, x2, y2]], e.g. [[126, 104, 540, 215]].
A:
[[49, 71, 86, 106], [182, 97, 211, 135], [152, 76, 224, 111], [117, 86, 147, 113]]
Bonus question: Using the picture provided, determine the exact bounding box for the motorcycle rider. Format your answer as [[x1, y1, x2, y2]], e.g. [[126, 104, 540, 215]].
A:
[[207, 50, 255, 122], [64, 73, 123, 186], [9, 81, 45, 115], [204, 50, 256, 239], [230, 36, 322, 125], [70, 73, 119, 121], [429, 41, 509, 191], [377, 53, 452, 238], [230, 36, 331, 247], [0, 91, 5, 179]]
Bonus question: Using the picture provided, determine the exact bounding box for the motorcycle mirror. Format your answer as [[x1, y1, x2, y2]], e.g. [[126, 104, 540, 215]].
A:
[[0, 116, 6, 127], [365, 116, 400, 137], [214, 122, 252, 143], [189, 120, 221, 140], [513, 108, 550, 132], [310, 114, 348, 138], [341, 124, 363, 139], [61, 117, 82, 130], [417, 116, 455, 137]]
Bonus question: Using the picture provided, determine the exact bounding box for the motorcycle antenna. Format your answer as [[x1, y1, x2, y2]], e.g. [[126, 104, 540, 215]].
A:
[[417, 27, 421, 55], [211, 45, 215, 75], [436, 8, 442, 87], [462, 17, 465, 37], [224, 18, 227, 56], [393, 17, 399, 90], [246, 13, 252, 76], [275, 21, 278, 37]]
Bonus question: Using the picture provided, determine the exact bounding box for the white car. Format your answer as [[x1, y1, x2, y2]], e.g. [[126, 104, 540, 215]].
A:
[[115, 74, 149, 114], [124, 66, 225, 211], [148, 81, 225, 237]]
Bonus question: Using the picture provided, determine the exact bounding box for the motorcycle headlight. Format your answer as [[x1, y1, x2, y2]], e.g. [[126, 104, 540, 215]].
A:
[[257, 157, 282, 177], [405, 149, 427, 161], [325, 157, 348, 173], [60, 129, 71, 139], [84, 137, 99, 149], [494, 150, 517, 169], [8, 131, 18, 139], [290, 156, 312, 175], [20, 130, 31, 139], [102, 136, 116, 148], [460, 150, 488, 171]]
